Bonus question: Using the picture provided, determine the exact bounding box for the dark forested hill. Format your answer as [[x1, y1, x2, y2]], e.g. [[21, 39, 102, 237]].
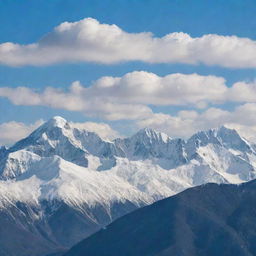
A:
[[65, 181, 256, 256]]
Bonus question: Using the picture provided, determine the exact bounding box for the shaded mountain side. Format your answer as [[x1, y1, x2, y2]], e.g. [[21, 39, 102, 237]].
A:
[[65, 180, 256, 256], [0, 199, 143, 256]]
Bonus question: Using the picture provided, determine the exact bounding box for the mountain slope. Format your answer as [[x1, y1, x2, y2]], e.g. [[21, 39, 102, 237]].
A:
[[0, 156, 150, 256], [1, 116, 256, 255], [64, 180, 256, 256]]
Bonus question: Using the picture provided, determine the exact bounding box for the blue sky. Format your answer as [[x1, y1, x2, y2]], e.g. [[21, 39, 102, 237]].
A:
[[0, 0, 256, 144]]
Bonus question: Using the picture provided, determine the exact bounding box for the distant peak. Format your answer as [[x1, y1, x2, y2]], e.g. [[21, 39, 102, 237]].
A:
[[51, 116, 67, 123], [46, 116, 68, 128], [217, 125, 247, 141], [194, 125, 239, 138], [139, 127, 156, 134], [218, 125, 237, 133], [135, 127, 155, 136], [135, 127, 170, 143], [204, 125, 241, 139]]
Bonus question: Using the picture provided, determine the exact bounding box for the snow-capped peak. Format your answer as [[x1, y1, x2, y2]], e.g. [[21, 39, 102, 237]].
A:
[[133, 127, 171, 143], [188, 126, 248, 148], [44, 116, 69, 129]]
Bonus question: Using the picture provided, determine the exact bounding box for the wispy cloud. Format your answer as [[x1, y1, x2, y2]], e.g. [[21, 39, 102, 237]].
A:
[[1, 18, 256, 68]]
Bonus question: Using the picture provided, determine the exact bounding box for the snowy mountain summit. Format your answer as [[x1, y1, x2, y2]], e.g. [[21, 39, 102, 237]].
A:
[[1, 116, 256, 256]]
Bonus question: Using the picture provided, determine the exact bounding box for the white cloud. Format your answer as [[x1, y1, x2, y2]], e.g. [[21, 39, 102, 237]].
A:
[[2, 71, 256, 122], [91, 71, 227, 106], [0, 87, 41, 105], [1, 18, 256, 68], [0, 120, 44, 146], [0, 72, 227, 121], [0, 81, 153, 121], [228, 81, 256, 103]]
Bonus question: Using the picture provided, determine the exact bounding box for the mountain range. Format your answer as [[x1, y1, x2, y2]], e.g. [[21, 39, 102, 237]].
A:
[[1, 116, 256, 256]]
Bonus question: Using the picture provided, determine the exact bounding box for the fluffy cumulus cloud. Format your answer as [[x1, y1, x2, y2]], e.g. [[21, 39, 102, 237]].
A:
[[1, 18, 256, 68], [0, 120, 44, 146], [228, 81, 256, 103], [91, 72, 227, 106], [2, 71, 256, 121], [0, 80, 153, 121]]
